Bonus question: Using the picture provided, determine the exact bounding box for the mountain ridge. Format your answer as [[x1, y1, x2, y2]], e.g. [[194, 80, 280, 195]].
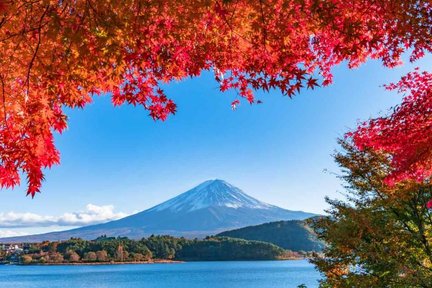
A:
[[0, 180, 316, 242]]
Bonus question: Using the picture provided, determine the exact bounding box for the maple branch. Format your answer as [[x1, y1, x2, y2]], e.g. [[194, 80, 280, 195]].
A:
[[0, 15, 6, 29], [25, 4, 49, 97], [215, 0, 253, 46], [64, 2, 88, 60], [0, 74, 9, 131], [258, 0, 268, 52], [0, 2, 50, 43], [86, 0, 103, 27]]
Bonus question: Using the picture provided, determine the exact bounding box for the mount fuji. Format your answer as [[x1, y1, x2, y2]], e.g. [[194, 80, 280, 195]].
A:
[[1, 180, 316, 242]]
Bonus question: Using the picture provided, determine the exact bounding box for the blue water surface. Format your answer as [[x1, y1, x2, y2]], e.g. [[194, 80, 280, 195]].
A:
[[0, 260, 321, 288]]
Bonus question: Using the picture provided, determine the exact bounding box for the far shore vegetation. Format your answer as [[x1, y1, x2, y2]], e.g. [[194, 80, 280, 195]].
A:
[[0, 235, 313, 265]]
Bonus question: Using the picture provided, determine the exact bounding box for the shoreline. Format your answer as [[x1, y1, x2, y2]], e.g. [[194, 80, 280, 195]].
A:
[[22, 259, 184, 266], [7, 258, 308, 266]]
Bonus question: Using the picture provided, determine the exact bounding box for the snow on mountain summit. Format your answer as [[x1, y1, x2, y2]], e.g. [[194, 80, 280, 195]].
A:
[[149, 179, 272, 213]]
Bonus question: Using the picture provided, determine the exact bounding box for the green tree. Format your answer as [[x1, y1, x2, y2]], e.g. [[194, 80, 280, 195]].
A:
[[141, 246, 152, 261], [312, 141, 432, 287], [143, 235, 184, 259], [130, 246, 152, 261], [57, 238, 89, 256]]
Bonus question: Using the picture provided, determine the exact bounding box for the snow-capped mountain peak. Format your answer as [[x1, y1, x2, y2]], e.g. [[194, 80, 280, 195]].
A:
[[149, 179, 272, 213], [0, 179, 318, 241]]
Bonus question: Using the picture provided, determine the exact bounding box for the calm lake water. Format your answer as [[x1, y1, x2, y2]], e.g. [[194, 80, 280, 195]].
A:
[[0, 260, 321, 288]]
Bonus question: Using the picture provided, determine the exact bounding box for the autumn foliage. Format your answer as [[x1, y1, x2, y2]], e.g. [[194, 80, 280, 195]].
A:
[[312, 141, 432, 287], [0, 0, 431, 196], [351, 70, 432, 186]]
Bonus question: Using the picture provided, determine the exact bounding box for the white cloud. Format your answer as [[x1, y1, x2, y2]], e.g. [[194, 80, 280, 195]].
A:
[[0, 204, 129, 228], [0, 230, 27, 238]]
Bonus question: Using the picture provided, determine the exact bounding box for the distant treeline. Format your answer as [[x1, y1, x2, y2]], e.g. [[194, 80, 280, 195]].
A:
[[1, 235, 304, 264]]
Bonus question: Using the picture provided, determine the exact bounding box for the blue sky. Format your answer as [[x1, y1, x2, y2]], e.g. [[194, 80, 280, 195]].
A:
[[1, 55, 431, 237]]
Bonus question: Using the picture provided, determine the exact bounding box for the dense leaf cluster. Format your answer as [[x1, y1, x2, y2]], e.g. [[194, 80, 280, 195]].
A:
[[1, 1, 431, 195]]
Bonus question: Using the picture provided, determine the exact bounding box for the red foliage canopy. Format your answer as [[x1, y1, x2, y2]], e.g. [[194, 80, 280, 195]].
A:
[[0, 0, 431, 196], [351, 70, 432, 185]]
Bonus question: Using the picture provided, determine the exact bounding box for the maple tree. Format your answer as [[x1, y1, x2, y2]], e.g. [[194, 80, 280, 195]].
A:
[[312, 141, 432, 287], [0, 0, 431, 196]]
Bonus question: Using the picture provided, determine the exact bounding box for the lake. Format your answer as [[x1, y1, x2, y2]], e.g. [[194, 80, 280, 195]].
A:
[[0, 260, 321, 288]]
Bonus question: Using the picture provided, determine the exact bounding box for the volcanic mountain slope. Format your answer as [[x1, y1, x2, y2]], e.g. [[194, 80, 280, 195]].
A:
[[1, 179, 316, 242]]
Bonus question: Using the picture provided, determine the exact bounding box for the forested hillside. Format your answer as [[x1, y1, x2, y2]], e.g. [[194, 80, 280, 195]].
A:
[[217, 220, 324, 252]]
